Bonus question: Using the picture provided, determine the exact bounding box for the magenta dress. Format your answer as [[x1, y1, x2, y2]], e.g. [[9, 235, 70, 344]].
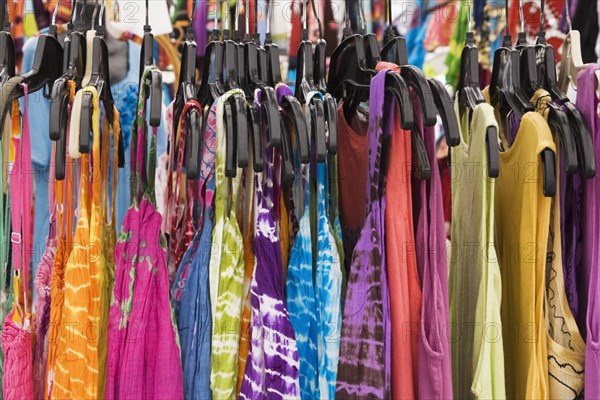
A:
[[105, 68, 183, 400]]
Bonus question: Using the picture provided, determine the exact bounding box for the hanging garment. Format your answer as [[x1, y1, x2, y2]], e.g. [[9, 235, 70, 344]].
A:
[[575, 64, 600, 400], [209, 89, 245, 400], [45, 104, 76, 400], [326, 154, 346, 304], [105, 67, 183, 400], [287, 88, 322, 399], [165, 103, 196, 282], [484, 88, 554, 400], [529, 89, 586, 398], [337, 103, 369, 275], [0, 103, 12, 400], [374, 62, 423, 400], [315, 159, 343, 400], [34, 156, 57, 400], [336, 69, 391, 399], [412, 86, 453, 400], [239, 88, 300, 399], [49, 86, 108, 399], [287, 153, 318, 399], [389, 109, 418, 393], [236, 167, 255, 398], [172, 100, 217, 400], [2, 85, 34, 400], [450, 99, 505, 400], [98, 106, 121, 400]]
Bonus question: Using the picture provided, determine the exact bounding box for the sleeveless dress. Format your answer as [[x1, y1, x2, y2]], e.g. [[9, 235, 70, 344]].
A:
[[105, 67, 183, 400], [239, 94, 300, 399], [51, 86, 105, 400], [172, 101, 217, 400], [209, 89, 245, 399], [336, 69, 391, 399], [2, 84, 34, 400], [315, 160, 343, 400], [286, 158, 318, 399]]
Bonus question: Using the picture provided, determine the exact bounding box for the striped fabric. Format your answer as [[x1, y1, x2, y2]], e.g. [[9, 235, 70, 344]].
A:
[[287, 163, 319, 399], [209, 90, 245, 399], [315, 162, 343, 400]]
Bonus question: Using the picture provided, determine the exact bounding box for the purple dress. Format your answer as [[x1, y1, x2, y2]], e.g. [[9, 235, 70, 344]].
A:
[[576, 64, 600, 400], [411, 92, 453, 399], [336, 69, 391, 399], [239, 100, 300, 399]]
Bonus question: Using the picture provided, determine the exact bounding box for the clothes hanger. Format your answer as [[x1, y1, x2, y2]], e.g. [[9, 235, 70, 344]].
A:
[[380, 0, 408, 66], [197, 0, 225, 107], [0, 0, 64, 135], [516, 0, 577, 174], [0, 0, 15, 87], [489, 0, 535, 119], [49, 1, 86, 141], [79, 0, 122, 161], [358, 0, 382, 69], [490, 0, 555, 196], [328, 0, 414, 130], [557, 0, 585, 93], [456, 0, 499, 177], [219, 0, 250, 175], [294, 0, 327, 162], [381, 0, 457, 140], [308, 0, 337, 155], [260, 0, 309, 164], [140, 0, 162, 127], [172, 0, 203, 179], [536, 0, 596, 179]]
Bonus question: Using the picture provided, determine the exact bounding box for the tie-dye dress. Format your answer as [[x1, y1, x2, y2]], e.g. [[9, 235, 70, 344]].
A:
[[336, 69, 392, 399], [240, 101, 300, 399]]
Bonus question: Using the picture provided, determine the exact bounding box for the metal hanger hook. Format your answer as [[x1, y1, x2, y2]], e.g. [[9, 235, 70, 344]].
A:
[[565, 0, 572, 31], [539, 0, 545, 33], [467, 0, 473, 33], [234, 0, 239, 32], [310, 0, 323, 39], [92, 0, 99, 30], [51, 0, 62, 26], [98, 0, 105, 27], [518, 0, 525, 33], [191, 0, 196, 24]]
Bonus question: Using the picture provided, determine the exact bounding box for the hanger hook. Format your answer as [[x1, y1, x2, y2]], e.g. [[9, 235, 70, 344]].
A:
[[224, 0, 230, 31], [234, 0, 239, 32], [539, 0, 545, 33], [310, 0, 323, 39], [518, 0, 525, 33], [191, 0, 196, 24], [98, 0, 105, 27], [565, 0, 572, 31], [52, 0, 62, 26], [358, 0, 366, 32], [467, 0, 473, 33], [92, 0, 100, 30], [387, 0, 392, 27], [265, 0, 271, 35]]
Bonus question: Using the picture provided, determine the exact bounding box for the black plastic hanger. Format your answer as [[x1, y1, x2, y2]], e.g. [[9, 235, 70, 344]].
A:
[[50, 1, 86, 141], [515, 0, 577, 175], [341, 74, 430, 180], [536, 0, 595, 178], [79, 2, 119, 157], [490, 0, 555, 196], [308, 0, 337, 155], [139, 0, 162, 127], [0, 6, 64, 135], [0, 0, 15, 86], [380, 0, 408, 66], [456, 2, 499, 177], [427, 78, 461, 147], [173, 0, 202, 179]]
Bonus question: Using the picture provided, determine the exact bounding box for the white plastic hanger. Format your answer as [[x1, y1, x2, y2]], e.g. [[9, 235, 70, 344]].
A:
[[558, 0, 585, 92]]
